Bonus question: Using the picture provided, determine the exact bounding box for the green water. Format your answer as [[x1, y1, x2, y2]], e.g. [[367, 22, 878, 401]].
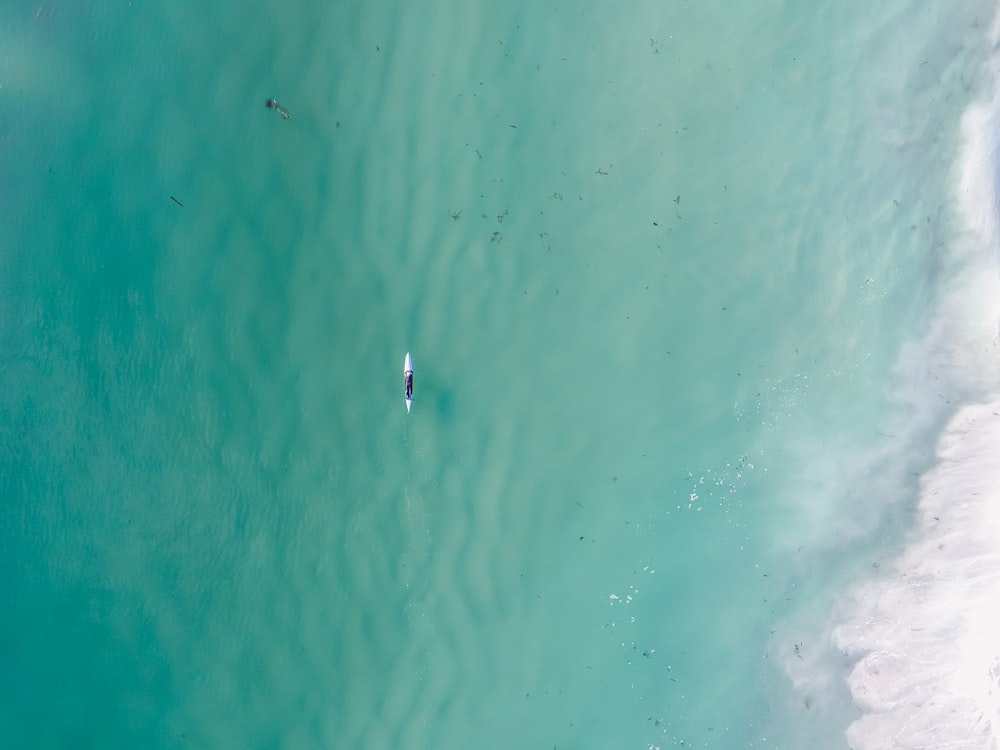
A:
[[2, 0, 997, 748]]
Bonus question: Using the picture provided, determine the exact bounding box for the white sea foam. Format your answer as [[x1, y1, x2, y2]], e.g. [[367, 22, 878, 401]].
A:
[[827, 11, 1000, 748], [833, 401, 1000, 749]]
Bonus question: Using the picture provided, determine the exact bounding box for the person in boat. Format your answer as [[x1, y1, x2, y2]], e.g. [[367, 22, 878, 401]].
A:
[[404, 368, 413, 401]]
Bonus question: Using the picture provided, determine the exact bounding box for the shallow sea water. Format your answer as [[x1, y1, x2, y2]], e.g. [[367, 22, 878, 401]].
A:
[[3, 1, 1000, 748]]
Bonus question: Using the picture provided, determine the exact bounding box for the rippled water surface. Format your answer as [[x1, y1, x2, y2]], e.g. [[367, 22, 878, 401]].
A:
[[3, 1, 1000, 748]]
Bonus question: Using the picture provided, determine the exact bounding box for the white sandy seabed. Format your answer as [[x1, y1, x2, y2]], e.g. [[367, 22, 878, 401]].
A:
[[818, 16, 1000, 749]]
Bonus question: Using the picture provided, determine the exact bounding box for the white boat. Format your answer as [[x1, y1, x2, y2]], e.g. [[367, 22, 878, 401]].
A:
[[403, 352, 413, 413]]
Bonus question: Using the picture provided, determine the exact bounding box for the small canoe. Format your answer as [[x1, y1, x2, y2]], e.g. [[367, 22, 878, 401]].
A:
[[404, 352, 413, 413]]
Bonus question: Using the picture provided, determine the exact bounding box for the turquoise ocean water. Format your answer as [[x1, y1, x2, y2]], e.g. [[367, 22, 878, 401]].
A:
[[4, 1, 1000, 748]]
